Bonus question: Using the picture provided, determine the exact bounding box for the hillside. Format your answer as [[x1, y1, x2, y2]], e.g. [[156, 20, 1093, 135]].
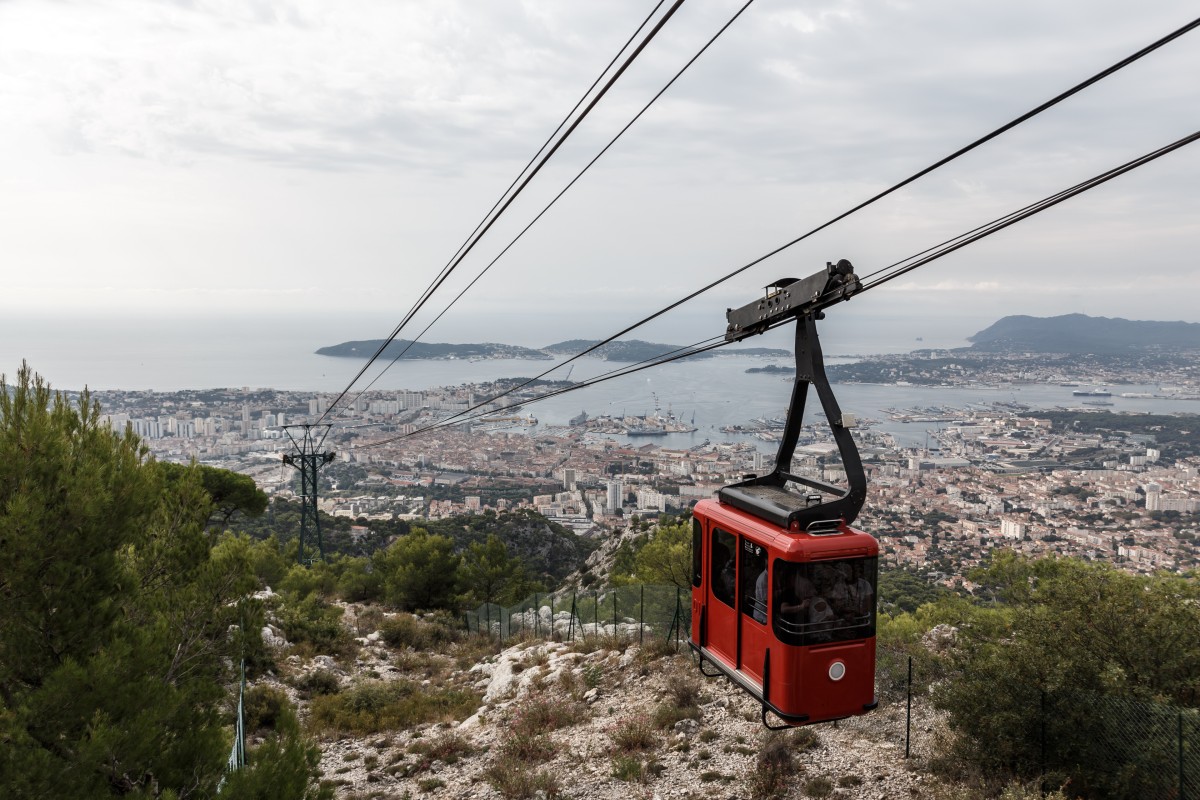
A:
[[968, 313, 1200, 354]]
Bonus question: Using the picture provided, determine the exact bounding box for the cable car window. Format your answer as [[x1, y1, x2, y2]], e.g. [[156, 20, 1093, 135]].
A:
[[773, 557, 877, 646], [740, 538, 768, 624], [692, 518, 702, 588], [711, 528, 736, 608]]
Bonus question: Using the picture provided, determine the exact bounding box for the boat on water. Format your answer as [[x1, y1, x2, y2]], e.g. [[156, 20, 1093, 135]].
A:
[[627, 426, 669, 436], [569, 410, 589, 426], [1073, 389, 1111, 397]]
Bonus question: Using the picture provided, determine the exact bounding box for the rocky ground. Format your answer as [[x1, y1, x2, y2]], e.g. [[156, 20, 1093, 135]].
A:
[[254, 601, 955, 800]]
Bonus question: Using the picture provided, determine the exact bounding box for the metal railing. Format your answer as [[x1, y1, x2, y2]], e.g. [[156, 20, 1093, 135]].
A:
[[463, 584, 689, 648]]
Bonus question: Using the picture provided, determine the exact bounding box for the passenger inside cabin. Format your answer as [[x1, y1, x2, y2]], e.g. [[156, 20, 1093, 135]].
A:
[[778, 568, 817, 623]]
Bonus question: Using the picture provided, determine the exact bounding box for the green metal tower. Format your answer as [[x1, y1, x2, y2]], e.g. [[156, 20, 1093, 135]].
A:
[[282, 423, 335, 563]]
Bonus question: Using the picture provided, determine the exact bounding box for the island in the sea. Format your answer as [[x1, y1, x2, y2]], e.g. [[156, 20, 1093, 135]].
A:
[[317, 338, 789, 362]]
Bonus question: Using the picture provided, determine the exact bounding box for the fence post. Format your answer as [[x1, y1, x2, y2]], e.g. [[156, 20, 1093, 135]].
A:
[[1040, 689, 1046, 779], [594, 590, 599, 636], [1180, 711, 1185, 800], [905, 656, 912, 759], [569, 591, 577, 642], [675, 586, 681, 651], [486, 604, 491, 643], [613, 589, 617, 635], [535, 593, 540, 638], [640, 585, 645, 645]]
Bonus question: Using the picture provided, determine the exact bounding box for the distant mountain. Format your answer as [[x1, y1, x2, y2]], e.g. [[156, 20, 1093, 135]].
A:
[[968, 314, 1200, 354], [316, 340, 553, 360], [317, 337, 789, 362], [541, 339, 789, 362]]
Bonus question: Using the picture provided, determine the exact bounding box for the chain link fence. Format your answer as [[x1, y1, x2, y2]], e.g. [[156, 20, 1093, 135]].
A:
[[885, 650, 1200, 800], [463, 584, 690, 648]]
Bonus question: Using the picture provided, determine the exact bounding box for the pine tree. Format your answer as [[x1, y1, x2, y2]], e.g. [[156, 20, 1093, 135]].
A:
[[0, 364, 326, 798]]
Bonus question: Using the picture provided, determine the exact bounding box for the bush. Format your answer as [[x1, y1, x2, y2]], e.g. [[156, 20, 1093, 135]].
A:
[[275, 595, 354, 657], [611, 755, 646, 782], [803, 776, 834, 798], [748, 731, 799, 799], [244, 684, 290, 733], [483, 762, 562, 800], [308, 680, 479, 735], [379, 612, 463, 651], [294, 669, 342, 698], [408, 732, 476, 768], [610, 715, 658, 754], [512, 695, 586, 735]]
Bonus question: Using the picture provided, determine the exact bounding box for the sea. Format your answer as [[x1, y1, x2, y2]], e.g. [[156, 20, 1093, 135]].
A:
[[4, 312, 1197, 451]]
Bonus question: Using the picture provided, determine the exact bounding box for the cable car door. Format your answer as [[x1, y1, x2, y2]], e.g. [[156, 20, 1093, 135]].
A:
[[738, 536, 769, 686], [706, 527, 739, 666]]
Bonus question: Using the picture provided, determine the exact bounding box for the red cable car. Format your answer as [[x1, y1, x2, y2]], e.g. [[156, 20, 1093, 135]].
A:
[[689, 261, 879, 727]]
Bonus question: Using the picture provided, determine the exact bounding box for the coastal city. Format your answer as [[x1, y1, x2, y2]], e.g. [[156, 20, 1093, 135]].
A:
[[90, 353, 1200, 585]]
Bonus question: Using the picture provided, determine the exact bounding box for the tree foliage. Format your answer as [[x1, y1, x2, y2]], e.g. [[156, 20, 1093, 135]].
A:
[[632, 521, 692, 591], [932, 552, 1200, 798], [0, 365, 324, 798], [374, 528, 460, 611], [458, 534, 540, 607]]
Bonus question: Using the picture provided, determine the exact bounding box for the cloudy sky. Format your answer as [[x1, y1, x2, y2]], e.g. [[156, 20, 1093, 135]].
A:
[[2, 0, 1198, 353]]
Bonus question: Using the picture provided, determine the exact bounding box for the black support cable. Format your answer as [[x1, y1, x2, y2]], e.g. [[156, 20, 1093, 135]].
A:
[[320, 0, 688, 423], [478, 13, 1200, 391], [327, 13, 1199, 440], [364, 126, 1200, 445], [362, 336, 727, 447], [337, 0, 760, 414], [857, 128, 1200, 294]]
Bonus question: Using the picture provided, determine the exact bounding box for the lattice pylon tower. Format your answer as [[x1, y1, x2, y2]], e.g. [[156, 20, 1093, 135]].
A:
[[282, 423, 335, 563]]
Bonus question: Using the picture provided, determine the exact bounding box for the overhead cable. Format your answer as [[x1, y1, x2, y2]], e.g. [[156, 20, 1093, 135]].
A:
[[368, 126, 1200, 444], [336, 0, 760, 416], [319, 0, 687, 422], [488, 13, 1200, 389]]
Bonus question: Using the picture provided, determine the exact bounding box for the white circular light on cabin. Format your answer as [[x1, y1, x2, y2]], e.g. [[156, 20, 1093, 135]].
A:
[[828, 661, 847, 681]]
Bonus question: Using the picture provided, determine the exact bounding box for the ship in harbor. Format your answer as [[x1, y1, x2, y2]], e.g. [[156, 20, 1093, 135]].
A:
[[1072, 388, 1112, 397]]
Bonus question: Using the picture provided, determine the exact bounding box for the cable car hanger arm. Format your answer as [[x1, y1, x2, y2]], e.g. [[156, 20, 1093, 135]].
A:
[[718, 260, 866, 530]]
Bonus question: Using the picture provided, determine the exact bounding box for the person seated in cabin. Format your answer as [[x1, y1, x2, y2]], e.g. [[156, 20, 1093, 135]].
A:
[[752, 567, 768, 623], [826, 563, 856, 621], [849, 562, 875, 618], [778, 569, 817, 626]]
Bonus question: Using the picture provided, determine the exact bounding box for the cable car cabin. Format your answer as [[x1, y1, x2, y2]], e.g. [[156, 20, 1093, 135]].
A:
[[689, 498, 878, 726], [690, 261, 878, 726]]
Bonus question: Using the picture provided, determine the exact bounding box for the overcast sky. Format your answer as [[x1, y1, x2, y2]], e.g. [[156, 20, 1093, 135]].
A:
[[2, 0, 1198, 351]]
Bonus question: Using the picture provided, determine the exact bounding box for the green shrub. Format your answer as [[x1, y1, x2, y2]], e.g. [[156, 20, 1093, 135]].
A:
[[748, 731, 798, 799], [612, 755, 645, 782], [308, 680, 479, 735], [380, 614, 430, 649], [803, 775, 834, 798], [244, 684, 290, 733], [511, 694, 585, 735], [275, 595, 354, 657], [295, 669, 342, 698], [498, 729, 556, 763], [408, 732, 476, 768], [610, 715, 658, 753], [483, 762, 562, 799]]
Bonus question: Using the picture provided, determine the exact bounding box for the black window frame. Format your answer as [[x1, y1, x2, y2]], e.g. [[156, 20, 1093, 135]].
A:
[[691, 518, 702, 588], [771, 556, 877, 646], [710, 527, 737, 608], [739, 537, 769, 625]]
